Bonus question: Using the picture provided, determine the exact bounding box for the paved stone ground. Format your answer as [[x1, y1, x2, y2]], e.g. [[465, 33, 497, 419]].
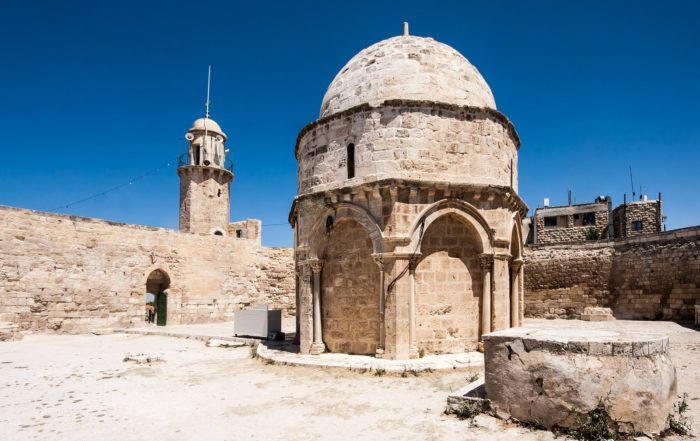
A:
[[0, 319, 697, 440], [257, 342, 484, 373]]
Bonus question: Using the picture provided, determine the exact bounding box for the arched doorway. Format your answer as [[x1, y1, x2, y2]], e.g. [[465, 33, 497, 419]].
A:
[[321, 219, 380, 355], [415, 213, 483, 354], [146, 269, 170, 326]]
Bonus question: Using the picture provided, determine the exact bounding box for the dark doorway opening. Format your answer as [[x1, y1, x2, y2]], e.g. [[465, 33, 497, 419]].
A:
[[146, 269, 170, 327]]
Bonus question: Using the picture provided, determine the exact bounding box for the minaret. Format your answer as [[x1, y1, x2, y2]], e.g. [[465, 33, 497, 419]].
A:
[[177, 67, 233, 235]]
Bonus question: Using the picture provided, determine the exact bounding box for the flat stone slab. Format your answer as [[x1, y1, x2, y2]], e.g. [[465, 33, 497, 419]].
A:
[[483, 327, 676, 434], [257, 342, 483, 373], [581, 306, 615, 321]]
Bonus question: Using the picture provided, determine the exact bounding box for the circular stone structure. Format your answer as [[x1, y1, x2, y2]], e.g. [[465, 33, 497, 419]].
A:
[[320, 35, 496, 118], [483, 327, 677, 434], [291, 28, 527, 361]]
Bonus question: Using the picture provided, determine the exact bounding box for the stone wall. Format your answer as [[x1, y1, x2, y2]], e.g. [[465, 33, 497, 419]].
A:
[[296, 102, 519, 195], [416, 213, 482, 353], [321, 219, 380, 355], [613, 200, 661, 238], [0, 205, 295, 333], [524, 226, 700, 320], [533, 203, 610, 245]]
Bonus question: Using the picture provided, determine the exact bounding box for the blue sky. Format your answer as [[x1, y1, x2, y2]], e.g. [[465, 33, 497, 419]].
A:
[[1, 1, 698, 247]]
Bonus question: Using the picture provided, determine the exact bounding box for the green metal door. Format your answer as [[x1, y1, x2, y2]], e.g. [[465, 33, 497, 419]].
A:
[[156, 292, 167, 326]]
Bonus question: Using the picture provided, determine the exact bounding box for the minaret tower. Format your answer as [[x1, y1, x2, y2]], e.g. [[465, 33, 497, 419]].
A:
[[177, 67, 233, 235]]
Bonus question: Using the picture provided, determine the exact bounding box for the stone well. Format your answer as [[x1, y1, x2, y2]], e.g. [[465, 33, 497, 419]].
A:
[[484, 327, 677, 434]]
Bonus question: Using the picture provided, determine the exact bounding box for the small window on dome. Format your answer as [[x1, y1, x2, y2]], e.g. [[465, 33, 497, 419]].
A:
[[347, 143, 355, 179]]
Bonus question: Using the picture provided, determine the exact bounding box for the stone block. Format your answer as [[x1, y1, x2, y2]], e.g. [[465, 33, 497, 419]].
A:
[[484, 327, 676, 434]]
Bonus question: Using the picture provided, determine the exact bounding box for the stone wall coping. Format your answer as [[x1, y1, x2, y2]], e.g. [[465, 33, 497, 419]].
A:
[[0, 204, 269, 247], [526, 224, 700, 251], [534, 202, 609, 217], [483, 327, 669, 356]]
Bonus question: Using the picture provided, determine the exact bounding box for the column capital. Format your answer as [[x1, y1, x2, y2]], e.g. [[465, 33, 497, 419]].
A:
[[371, 252, 421, 269], [478, 253, 494, 269], [306, 258, 323, 274], [511, 258, 524, 271]]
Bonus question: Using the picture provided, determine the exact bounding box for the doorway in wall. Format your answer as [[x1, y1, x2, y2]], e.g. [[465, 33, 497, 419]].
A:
[[145, 269, 170, 327]]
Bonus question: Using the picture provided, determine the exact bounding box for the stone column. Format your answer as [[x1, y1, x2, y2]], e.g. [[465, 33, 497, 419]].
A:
[[519, 262, 525, 324], [309, 259, 325, 355], [479, 253, 494, 338], [294, 268, 301, 345], [297, 262, 313, 354], [372, 255, 386, 358], [510, 259, 523, 327], [408, 257, 419, 359]]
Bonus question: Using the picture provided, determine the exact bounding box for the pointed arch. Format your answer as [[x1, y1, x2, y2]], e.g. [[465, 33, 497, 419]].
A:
[[308, 202, 383, 259], [509, 212, 524, 260], [408, 198, 493, 255]]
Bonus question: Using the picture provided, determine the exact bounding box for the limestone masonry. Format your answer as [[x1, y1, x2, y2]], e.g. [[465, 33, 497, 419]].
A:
[[524, 226, 700, 320], [0, 25, 697, 346], [0, 112, 295, 333], [484, 327, 676, 434], [0, 205, 294, 333], [291, 32, 526, 360]]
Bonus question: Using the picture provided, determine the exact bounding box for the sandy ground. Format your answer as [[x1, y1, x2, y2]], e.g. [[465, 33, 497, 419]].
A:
[[0, 319, 697, 441]]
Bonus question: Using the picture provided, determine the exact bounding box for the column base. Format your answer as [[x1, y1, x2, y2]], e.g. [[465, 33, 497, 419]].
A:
[[408, 346, 419, 359], [375, 348, 385, 359], [309, 342, 326, 355], [477, 341, 485, 353]]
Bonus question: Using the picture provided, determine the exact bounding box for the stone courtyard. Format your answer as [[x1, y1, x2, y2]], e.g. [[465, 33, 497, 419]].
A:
[[0, 13, 698, 441], [1, 318, 698, 440]]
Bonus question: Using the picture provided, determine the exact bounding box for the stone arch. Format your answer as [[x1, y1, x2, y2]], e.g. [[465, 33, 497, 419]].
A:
[[320, 218, 380, 355], [308, 202, 383, 259], [509, 213, 524, 327], [509, 213, 523, 260], [414, 212, 484, 354], [145, 268, 171, 326], [409, 199, 493, 255], [209, 227, 226, 236]]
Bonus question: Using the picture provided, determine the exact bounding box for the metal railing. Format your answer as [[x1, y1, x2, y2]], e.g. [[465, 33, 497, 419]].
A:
[[178, 153, 233, 173]]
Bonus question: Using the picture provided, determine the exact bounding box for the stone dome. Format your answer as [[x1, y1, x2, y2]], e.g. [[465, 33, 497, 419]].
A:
[[189, 117, 227, 139], [320, 35, 496, 118]]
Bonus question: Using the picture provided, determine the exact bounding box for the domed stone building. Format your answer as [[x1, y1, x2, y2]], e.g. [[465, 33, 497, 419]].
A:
[[290, 26, 527, 360]]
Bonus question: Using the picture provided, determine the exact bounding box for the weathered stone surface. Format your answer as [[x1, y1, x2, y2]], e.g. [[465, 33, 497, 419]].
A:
[[293, 31, 526, 360], [580, 307, 615, 321], [524, 227, 700, 321], [613, 200, 662, 239], [320, 35, 497, 118], [533, 201, 610, 245], [0, 205, 295, 333], [484, 327, 677, 434], [0, 322, 21, 341]]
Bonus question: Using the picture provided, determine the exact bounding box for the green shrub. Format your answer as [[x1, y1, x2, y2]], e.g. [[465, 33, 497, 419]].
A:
[[446, 400, 481, 424], [665, 393, 692, 436], [569, 399, 618, 441]]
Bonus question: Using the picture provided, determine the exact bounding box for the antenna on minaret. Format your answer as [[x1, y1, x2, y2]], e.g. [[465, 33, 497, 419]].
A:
[[205, 65, 212, 118], [403, 22, 409, 36]]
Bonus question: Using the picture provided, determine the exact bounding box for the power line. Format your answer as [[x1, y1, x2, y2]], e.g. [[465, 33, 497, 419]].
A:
[[49, 160, 173, 212], [261, 222, 290, 227]]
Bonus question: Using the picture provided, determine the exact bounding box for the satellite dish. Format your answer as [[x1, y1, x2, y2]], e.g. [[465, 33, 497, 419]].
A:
[[185, 133, 195, 141]]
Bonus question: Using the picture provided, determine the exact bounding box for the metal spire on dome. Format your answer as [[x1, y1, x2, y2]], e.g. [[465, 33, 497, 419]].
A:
[[403, 22, 409, 36], [205, 65, 212, 119]]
